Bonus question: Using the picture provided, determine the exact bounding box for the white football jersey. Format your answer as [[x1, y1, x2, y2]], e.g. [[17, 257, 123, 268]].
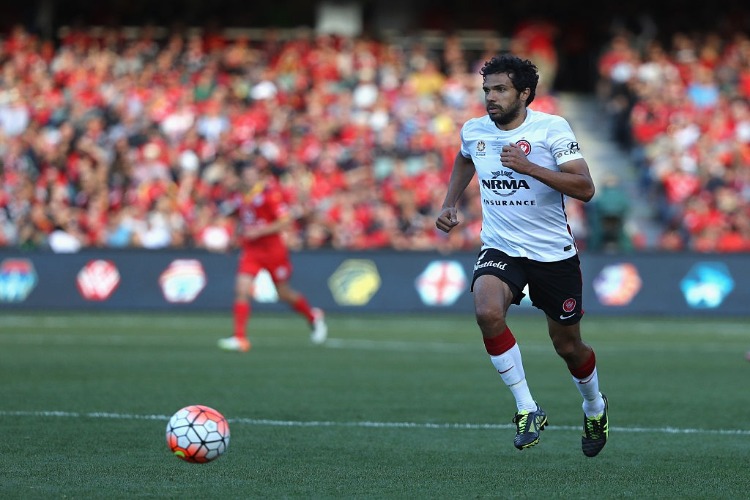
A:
[[460, 108, 585, 262]]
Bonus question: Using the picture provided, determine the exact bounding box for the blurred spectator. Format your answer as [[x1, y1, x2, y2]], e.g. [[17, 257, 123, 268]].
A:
[[47, 207, 86, 253], [0, 89, 30, 137], [586, 175, 633, 253], [511, 19, 559, 90]]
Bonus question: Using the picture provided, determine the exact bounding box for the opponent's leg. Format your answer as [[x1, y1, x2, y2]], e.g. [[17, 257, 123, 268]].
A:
[[276, 281, 327, 344], [218, 273, 254, 352]]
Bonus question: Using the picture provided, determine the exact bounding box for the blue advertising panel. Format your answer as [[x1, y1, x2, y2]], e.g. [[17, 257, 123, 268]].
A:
[[0, 249, 748, 316]]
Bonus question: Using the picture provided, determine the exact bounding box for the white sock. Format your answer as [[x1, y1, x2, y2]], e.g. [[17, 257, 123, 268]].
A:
[[572, 367, 605, 416], [490, 344, 537, 412]]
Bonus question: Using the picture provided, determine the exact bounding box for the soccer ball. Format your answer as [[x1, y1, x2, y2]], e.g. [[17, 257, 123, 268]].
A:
[[166, 405, 230, 463]]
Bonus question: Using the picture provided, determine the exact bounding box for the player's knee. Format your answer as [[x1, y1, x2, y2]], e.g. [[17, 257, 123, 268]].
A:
[[552, 338, 579, 362], [475, 307, 507, 334], [235, 276, 254, 298], [234, 285, 252, 301], [275, 285, 296, 303]]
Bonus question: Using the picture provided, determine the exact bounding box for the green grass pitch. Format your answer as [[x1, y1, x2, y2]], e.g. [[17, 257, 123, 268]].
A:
[[1, 311, 749, 498]]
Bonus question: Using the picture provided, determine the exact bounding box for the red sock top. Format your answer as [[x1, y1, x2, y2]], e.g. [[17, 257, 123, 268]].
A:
[[570, 350, 596, 379], [483, 327, 516, 356]]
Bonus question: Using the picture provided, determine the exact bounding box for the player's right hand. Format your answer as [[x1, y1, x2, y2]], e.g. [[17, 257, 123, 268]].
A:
[[435, 207, 460, 233]]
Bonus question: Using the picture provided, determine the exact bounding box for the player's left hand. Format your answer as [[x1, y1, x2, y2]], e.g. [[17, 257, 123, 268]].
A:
[[500, 143, 534, 175]]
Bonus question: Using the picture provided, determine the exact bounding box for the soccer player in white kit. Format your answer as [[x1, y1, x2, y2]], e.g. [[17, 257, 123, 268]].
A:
[[436, 54, 608, 457]]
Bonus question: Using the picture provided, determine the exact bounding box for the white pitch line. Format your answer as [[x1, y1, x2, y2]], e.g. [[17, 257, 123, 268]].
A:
[[1, 332, 744, 355], [1, 410, 749, 436], [323, 338, 479, 353]]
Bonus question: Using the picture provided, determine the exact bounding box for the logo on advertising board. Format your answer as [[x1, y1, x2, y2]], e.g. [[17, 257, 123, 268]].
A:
[[328, 259, 380, 306], [593, 263, 642, 306], [76, 260, 121, 301], [0, 258, 38, 303], [680, 262, 734, 309], [415, 260, 467, 306], [158, 259, 207, 303]]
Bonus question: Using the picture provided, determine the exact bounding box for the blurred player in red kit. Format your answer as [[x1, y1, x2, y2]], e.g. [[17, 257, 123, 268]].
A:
[[218, 162, 327, 352]]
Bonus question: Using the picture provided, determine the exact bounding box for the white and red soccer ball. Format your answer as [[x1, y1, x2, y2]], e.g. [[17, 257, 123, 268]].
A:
[[166, 405, 230, 463]]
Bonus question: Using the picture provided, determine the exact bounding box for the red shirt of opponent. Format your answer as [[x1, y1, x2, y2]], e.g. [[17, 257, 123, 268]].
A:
[[235, 178, 292, 282]]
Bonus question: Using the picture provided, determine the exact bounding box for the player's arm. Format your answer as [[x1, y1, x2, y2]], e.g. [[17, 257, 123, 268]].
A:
[[500, 144, 595, 202], [243, 213, 292, 240], [556, 158, 596, 202], [218, 197, 241, 217], [436, 151, 476, 233]]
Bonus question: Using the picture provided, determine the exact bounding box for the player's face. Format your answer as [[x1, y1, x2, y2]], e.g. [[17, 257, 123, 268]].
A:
[[483, 72, 526, 127]]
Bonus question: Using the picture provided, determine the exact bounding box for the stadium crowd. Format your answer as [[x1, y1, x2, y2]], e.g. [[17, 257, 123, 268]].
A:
[[2, 18, 748, 254], [597, 28, 750, 252], [0, 22, 564, 253]]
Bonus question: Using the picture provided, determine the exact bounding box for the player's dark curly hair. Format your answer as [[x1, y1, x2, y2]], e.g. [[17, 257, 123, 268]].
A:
[[480, 54, 539, 106]]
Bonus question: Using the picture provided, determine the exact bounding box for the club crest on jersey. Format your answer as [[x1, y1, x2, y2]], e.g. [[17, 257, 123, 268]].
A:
[[483, 170, 529, 197], [476, 140, 486, 157], [516, 140, 532, 155]]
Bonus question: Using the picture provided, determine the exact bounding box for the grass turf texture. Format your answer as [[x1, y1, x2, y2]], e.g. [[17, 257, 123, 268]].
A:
[[1, 312, 749, 498]]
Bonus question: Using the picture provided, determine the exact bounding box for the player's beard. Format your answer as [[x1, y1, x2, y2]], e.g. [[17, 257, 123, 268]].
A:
[[488, 98, 524, 126]]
